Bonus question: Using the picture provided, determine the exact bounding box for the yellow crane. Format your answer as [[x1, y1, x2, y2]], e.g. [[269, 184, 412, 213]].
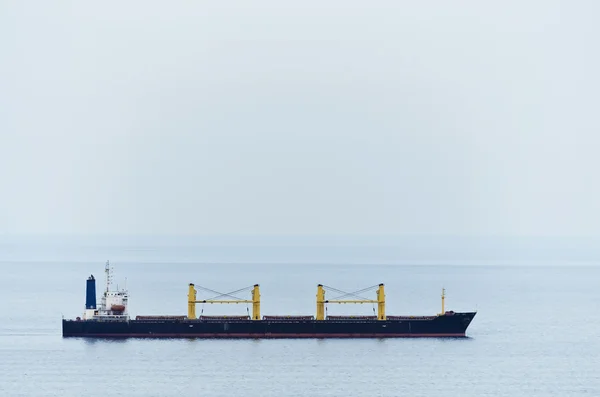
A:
[[187, 283, 261, 320], [316, 283, 386, 320]]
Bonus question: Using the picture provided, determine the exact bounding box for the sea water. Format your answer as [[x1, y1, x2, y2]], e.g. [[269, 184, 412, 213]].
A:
[[1, 239, 599, 396]]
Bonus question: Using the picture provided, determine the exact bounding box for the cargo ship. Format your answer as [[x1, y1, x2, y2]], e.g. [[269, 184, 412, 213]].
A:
[[62, 262, 476, 338]]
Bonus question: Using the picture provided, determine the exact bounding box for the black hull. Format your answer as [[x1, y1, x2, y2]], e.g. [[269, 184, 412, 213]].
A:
[[63, 312, 476, 338]]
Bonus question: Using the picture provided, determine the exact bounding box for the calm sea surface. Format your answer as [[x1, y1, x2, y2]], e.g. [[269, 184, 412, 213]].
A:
[[1, 242, 599, 396]]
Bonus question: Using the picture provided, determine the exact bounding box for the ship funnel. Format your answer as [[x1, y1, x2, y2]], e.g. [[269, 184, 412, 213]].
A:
[[86, 275, 97, 309]]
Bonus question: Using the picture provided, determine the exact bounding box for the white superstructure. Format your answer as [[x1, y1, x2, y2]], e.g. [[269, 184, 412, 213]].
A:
[[83, 261, 130, 321]]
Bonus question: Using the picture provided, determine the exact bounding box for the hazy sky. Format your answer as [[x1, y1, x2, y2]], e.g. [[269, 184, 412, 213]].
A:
[[1, 1, 599, 236]]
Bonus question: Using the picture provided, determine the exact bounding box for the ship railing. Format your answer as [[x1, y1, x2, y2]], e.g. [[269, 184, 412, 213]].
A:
[[198, 315, 251, 321], [135, 315, 187, 320], [89, 315, 130, 322], [326, 315, 377, 320], [262, 315, 315, 320], [386, 315, 437, 321]]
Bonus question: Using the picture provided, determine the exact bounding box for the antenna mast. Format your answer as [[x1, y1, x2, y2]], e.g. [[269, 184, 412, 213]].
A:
[[440, 288, 446, 315], [105, 260, 112, 293]]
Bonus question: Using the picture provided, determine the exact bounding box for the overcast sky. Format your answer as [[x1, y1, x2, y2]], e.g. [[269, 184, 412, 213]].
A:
[[1, 1, 598, 237]]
